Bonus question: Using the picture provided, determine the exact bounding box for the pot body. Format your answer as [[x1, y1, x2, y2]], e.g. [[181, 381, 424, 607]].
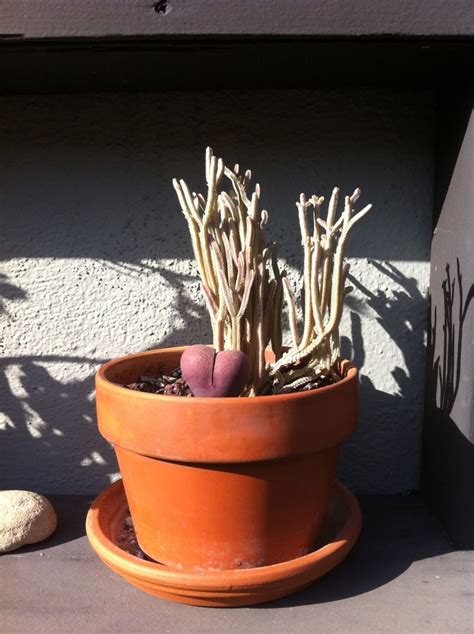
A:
[[96, 347, 358, 571]]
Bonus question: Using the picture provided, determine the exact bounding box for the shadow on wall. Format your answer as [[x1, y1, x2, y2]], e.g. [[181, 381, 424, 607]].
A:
[[422, 259, 474, 547], [0, 266, 212, 494], [428, 260, 473, 414], [0, 273, 27, 314], [0, 271, 115, 491], [0, 355, 113, 493], [98, 258, 213, 348], [132, 262, 213, 349], [339, 261, 427, 492]]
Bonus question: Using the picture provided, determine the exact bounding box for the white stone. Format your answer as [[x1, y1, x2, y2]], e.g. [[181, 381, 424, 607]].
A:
[[0, 491, 57, 553]]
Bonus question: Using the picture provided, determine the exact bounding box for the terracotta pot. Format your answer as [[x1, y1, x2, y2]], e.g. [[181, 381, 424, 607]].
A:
[[96, 346, 358, 571]]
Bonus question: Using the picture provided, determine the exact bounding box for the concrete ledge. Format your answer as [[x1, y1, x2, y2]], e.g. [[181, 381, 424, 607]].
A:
[[1, 493, 472, 633], [1, 0, 474, 40]]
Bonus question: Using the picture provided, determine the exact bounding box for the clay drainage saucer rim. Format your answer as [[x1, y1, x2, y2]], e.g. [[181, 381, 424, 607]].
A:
[[86, 480, 362, 604]]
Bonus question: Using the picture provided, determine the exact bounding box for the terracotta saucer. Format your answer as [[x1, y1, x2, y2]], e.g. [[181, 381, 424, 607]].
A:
[[86, 479, 362, 607]]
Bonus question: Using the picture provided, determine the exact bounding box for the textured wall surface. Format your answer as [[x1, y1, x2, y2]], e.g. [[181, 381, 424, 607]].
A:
[[0, 90, 433, 494], [2, 0, 473, 38]]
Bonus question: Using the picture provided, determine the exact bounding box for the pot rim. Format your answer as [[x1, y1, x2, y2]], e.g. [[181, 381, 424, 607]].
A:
[[97, 345, 357, 404]]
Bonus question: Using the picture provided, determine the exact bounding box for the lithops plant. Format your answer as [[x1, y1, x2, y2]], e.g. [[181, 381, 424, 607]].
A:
[[173, 148, 372, 396], [180, 345, 249, 398]]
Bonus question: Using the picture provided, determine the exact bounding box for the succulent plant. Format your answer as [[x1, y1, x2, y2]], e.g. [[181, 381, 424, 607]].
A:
[[173, 148, 372, 396], [180, 345, 249, 398]]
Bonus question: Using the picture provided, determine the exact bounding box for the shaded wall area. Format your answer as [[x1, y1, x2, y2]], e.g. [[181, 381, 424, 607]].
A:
[[422, 97, 474, 547], [0, 89, 433, 493]]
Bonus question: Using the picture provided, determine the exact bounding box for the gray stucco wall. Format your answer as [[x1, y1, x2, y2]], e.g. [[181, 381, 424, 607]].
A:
[[0, 89, 433, 494]]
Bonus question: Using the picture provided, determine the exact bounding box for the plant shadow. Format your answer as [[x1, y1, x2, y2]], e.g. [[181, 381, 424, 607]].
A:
[[0, 354, 114, 493], [337, 261, 427, 493], [0, 263, 212, 500], [422, 259, 474, 548]]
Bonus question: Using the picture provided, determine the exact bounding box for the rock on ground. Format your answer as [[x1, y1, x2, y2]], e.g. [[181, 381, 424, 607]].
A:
[[0, 491, 57, 553]]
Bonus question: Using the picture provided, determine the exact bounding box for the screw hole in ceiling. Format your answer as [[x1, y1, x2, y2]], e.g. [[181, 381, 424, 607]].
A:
[[153, 1, 168, 14]]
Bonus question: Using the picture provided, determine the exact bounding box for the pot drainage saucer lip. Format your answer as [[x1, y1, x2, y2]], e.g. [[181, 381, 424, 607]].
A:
[[86, 480, 362, 608]]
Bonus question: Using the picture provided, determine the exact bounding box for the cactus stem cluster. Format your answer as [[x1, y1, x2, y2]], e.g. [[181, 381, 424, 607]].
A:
[[173, 148, 372, 395]]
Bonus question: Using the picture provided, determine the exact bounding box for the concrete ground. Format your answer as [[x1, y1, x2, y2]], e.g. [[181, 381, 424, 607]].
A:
[[2, 493, 473, 633]]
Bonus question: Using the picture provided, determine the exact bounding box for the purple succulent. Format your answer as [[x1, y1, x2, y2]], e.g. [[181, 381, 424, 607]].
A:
[[180, 345, 249, 397]]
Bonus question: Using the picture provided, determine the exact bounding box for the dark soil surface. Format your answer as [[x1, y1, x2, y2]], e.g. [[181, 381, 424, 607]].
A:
[[117, 512, 153, 561], [124, 367, 339, 396], [125, 368, 192, 396]]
